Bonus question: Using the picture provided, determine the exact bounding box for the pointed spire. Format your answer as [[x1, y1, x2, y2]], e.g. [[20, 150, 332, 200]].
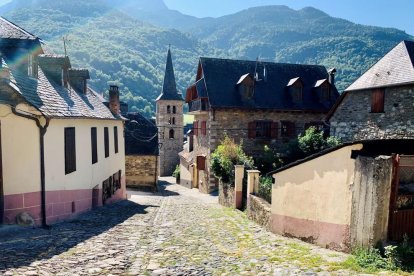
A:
[[156, 46, 183, 101]]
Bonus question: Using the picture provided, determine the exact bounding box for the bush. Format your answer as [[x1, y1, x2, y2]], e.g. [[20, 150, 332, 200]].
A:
[[172, 165, 180, 179], [298, 127, 341, 155], [211, 136, 254, 184], [254, 145, 284, 174], [258, 176, 272, 203]]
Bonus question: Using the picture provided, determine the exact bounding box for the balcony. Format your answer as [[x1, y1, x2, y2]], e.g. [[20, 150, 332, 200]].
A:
[[188, 98, 209, 114]]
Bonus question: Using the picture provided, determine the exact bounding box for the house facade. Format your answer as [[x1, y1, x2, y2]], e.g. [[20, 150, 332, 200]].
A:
[[0, 17, 126, 226], [329, 40, 414, 141], [180, 57, 339, 193], [156, 48, 184, 176]]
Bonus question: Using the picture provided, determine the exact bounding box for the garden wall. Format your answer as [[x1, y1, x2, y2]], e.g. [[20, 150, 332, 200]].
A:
[[247, 194, 272, 230], [218, 182, 235, 208]]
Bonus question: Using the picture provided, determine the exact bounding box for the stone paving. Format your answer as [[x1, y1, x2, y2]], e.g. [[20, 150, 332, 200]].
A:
[[0, 177, 380, 275]]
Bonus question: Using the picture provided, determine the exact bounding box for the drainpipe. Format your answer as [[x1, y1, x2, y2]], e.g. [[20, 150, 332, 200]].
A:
[[12, 107, 50, 228]]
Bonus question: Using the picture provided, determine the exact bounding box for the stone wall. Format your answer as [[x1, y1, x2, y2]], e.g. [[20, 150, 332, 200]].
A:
[[125, 155, 157, 190], [192, 108, 326, 193], [218, 182, 235, 208], [330, 85, 414, 141], [247, 194, 272, 231], [350, 155, 393, 249]]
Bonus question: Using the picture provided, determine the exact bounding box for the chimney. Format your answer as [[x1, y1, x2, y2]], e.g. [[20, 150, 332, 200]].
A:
[[328, 68, 337, 86], [109, 85, 120, 115], [68, 69, 90, 94]]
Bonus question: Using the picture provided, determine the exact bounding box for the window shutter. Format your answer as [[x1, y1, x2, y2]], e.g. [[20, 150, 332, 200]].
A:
[[197, 156, 206, 170], [193, 121, 199, 136], [271, 122, 278, 139], [91, 127, 98, 164], [65, 127, 76, 174], [248, 122, 256, 139], [114, 126, 119, 154], [371, 89, 385, 113], [288, 122, 296, 138], [201, 121, 207, 136], [104, 127, 109, 158]]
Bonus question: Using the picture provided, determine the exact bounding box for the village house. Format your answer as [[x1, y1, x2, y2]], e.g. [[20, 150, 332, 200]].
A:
[[0, 17, 126, 226], [180, 57, 340, 193], [328, 40, 414, 141], [268, 40, 414, 251]]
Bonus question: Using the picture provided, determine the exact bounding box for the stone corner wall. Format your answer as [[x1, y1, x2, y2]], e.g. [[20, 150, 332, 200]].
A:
[[247, 194, 272, 231], [125, 155, 157, 189], [218, 182, 235, 208]]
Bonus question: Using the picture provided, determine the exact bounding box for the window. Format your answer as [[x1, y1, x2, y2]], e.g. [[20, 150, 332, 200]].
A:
[[201, 121, 207, 136], [248, 121, 278, 139], [197, 156, 206, 171], [64, 127, 76, 174], [172, 117, 176, 125], [91, 127, 98, 164], [281, 121, 296, 138], [167, 105, 171, 113], [114, 126, 118, 154], [193, 121, 199, 136], [104, 127, 109, 158], [371, 88, 385, 113], [321, 86, 330, 101], [291, 86, 303, 103], [169, 129, 175, 139], [173, 106, 177, 114]]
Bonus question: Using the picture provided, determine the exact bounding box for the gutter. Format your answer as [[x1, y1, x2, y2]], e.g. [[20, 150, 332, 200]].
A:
[[12, 107, 50, 228]]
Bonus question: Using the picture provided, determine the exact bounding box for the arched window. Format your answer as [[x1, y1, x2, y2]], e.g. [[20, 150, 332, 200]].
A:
[[173, 106, 177, 114], [169, 129, 175, 139], [167, 105, 171, 113], [172, 117, 176, 125]]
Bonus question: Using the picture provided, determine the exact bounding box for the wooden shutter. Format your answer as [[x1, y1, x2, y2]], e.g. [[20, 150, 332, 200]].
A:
[[271, 122, 278, 139], [91, 127, 98, 164], [287, 122, 296, 138], [193, 121, 199, 136], [248, 122, 256, 139], [104, 127, 109, 158], [371, 89, 385, 113], [197, 156, 206, 171], [201, 121, 207, 136], [64, 127, 76, 174], [114, 126, 119, 154]]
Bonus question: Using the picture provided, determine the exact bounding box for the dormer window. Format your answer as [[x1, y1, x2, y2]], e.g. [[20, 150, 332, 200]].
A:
[[287, 77, 303, 103], [314, 79, 330, 102], [237, 73, 255, 101]]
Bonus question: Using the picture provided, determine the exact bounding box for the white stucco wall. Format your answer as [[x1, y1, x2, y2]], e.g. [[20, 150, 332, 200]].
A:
[[0, 103, 125, 195], [44, 119, 125, 191], [0, 105, 41, 195]]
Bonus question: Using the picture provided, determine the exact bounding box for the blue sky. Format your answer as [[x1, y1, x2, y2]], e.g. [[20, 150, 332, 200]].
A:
[[164, 0, 414, 35]]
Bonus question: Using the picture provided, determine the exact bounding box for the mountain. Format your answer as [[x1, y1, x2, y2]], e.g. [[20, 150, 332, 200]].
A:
[[0, 0, 412, 117]]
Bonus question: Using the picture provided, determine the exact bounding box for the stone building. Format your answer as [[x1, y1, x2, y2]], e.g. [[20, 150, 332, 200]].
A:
[[180, 57, 340, 193], [328, 40, 414, 141], [156, 48, 184, 176], [0, 17, 126, 226]]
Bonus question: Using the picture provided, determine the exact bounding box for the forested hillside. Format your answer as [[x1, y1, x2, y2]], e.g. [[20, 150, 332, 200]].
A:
[[1, 0, 412, 116]]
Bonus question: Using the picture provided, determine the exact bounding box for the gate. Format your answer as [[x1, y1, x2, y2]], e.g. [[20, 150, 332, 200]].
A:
[[389, 155, 414, 241]]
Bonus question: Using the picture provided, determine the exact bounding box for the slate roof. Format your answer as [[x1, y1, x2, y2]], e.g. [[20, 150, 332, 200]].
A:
[[197, 57, 339, 111], [0, 17, 38, 40], [4, 58, 119, 120], [124, 113, 158, 155], [346, 40, 414, 91], [156, 48, 183, 102]]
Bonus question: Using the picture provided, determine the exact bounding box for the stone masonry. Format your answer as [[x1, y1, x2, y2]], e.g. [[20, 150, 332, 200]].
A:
[[125, 155, 157, 190], [194, 108, 326, 193], [330, 85, 414, 141]]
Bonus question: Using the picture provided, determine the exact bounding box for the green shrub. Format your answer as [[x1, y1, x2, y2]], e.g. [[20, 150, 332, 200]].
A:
[[211, 136, 254, 184], [254, 145, 284, 174], [172, 165, 180, 179], [258, 176, 273, 203], [298, 127, 341, 155]]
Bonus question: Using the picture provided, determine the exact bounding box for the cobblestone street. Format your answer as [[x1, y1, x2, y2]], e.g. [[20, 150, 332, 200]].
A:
[[0, 177, 362, 275]]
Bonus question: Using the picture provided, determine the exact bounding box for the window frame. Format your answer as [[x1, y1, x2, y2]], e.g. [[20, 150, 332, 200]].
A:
[[104, 127, 109, 158], [64, 127, 76, 175], [91, 127, 98, 164], [114, 126, 119, 154]]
